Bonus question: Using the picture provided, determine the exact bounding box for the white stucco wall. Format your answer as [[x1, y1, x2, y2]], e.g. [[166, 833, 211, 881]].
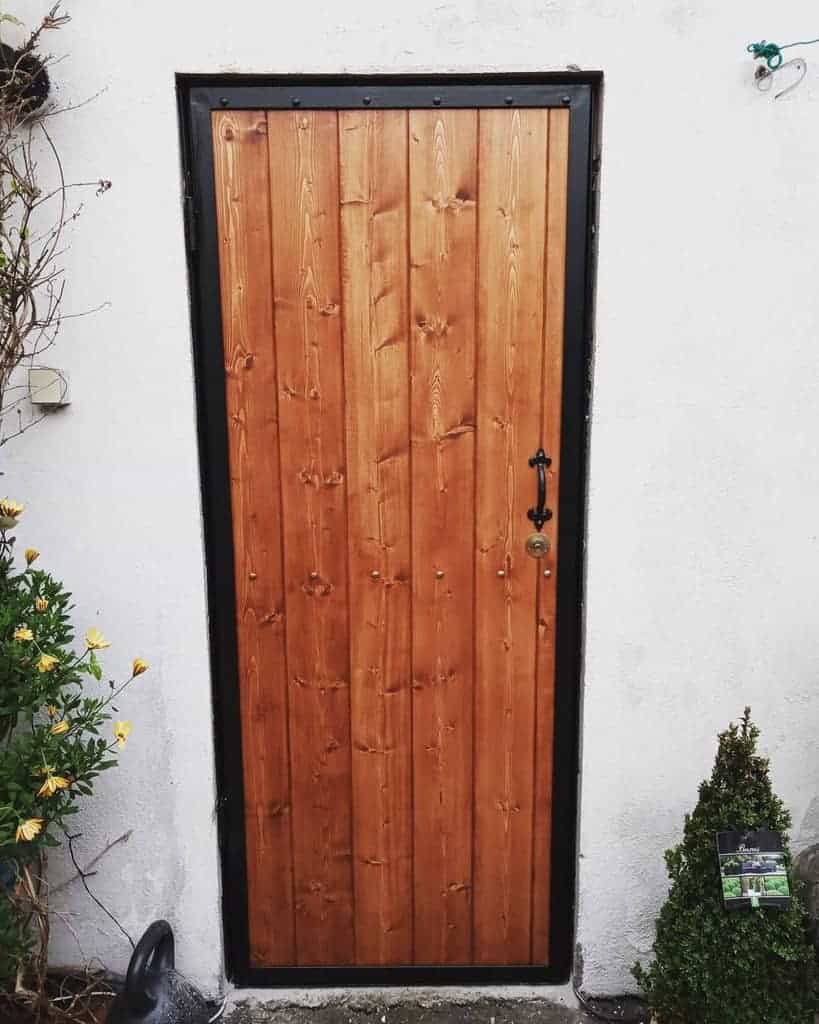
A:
[[4, 0, 819, 998]]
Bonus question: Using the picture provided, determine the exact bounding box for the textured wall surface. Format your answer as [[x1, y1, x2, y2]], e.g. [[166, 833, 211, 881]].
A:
[[4, 0, 819, 997]]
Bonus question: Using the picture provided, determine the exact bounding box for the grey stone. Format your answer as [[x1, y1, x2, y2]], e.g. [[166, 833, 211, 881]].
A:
[[793, 843, 819, 951]]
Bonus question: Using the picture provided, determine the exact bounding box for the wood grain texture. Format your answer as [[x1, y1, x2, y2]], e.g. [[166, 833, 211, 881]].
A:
[[217, 104, 569, 970], [212, 110, 295, 967], [339, 109, 414, 964], [473, 108, 550, 963], [267, 109, 355, 965], [408, 109, 478, 964], [531, 108, 570, 965]]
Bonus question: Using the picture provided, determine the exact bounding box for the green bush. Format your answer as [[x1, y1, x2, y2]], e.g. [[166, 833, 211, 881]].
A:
[[632, 709, 817, 1024], [0, 500, 148, 989]]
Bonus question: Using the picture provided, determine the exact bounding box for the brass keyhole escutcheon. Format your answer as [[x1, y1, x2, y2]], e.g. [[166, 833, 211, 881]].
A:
[[525, 533, 550, 559]]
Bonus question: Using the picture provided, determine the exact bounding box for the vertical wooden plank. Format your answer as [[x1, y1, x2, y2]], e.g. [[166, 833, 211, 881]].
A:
[[267, 109, 354, 965], [339, 109, 413, 965], [473, 108, 550, 963], [212, 110, 295, 965], [409, 109, 478, 964], [531, 108, 570, 965]]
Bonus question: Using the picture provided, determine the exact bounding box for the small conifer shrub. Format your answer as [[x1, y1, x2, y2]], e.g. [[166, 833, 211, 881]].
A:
[[633, 709, 817, 1024]]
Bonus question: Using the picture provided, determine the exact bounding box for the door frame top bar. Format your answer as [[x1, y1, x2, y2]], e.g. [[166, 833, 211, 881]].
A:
[[180, 72, 601, 112]]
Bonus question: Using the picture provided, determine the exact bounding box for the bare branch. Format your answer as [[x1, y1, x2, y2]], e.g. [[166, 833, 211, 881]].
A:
[[0, 3, 110, 446], [51, 830, 133, 895], [64, 832, 135, 950]]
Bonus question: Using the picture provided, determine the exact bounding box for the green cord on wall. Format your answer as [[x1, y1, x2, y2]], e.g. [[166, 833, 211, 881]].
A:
[[747, 36, 819, 69]]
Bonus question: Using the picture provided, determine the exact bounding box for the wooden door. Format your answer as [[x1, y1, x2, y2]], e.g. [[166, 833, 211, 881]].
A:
[[198, 82, 590, 981]]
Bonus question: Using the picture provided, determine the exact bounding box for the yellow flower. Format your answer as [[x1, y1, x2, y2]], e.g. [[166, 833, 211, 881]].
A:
[[50, 719, 70, 736], [35, 597, 49, 612], [113, 720, 132, 749], [0, 499, 24, 530], [37, 774, 70, 798], [15, 818, 43, 842], [38, 653, 59, 673], [24, 548, 39, 565], [86, 628, 111, 650], [13, 626, 33, 642], [132, 658, 149, 677], [46, 704, 58, 718]]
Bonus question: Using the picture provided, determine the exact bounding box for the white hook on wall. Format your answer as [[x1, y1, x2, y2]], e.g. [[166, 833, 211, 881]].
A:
[[755, 57, 808, 99]]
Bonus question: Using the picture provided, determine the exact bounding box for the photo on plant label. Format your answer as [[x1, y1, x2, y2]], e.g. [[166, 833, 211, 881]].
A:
[[716, 830, 791, 909]]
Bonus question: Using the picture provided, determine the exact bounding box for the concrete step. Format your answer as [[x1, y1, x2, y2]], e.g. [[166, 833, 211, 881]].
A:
[[225, 997, 595, 1024]]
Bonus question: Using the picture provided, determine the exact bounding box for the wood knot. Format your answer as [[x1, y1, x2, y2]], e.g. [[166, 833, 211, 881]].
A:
[[446, 881, 470, 893], [432, 193, 474, 214], [417, 315, 450, 338], [354, 742, 385, 755], [303, 576, 334, 597], [438, 422, 475, 444]]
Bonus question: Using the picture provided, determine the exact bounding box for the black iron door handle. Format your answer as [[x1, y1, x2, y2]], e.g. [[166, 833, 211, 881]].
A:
[[527, 448, 552, 530]]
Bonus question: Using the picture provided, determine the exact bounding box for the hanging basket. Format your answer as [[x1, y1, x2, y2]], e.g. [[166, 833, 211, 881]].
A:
[[0, 42, 50, 114]]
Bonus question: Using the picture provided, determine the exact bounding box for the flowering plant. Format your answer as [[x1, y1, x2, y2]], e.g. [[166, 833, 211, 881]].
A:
[[0, 498, 147, 994]]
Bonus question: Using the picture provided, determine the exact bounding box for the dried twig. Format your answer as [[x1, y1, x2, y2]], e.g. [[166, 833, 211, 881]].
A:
[[65, 833, 135, 950], [50, 830, 133, 896], [0, 2, 110, 445]]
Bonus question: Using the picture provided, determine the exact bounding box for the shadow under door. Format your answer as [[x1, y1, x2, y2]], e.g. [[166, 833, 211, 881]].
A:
[[183, 76, 593, 986]]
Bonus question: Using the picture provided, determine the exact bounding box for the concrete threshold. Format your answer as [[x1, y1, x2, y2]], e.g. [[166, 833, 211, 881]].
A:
[[224, 986, 592, 1024]]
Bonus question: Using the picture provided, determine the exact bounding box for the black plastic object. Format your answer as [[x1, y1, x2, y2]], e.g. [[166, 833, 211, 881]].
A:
[[107, 920, 211, 1024]]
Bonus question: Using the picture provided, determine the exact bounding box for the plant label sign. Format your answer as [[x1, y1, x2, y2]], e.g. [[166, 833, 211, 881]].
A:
[[717, 830, 791, 909]]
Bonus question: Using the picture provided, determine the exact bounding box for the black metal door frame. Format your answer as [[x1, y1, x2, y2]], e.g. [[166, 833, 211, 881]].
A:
[[177, 72, 600, 988]]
